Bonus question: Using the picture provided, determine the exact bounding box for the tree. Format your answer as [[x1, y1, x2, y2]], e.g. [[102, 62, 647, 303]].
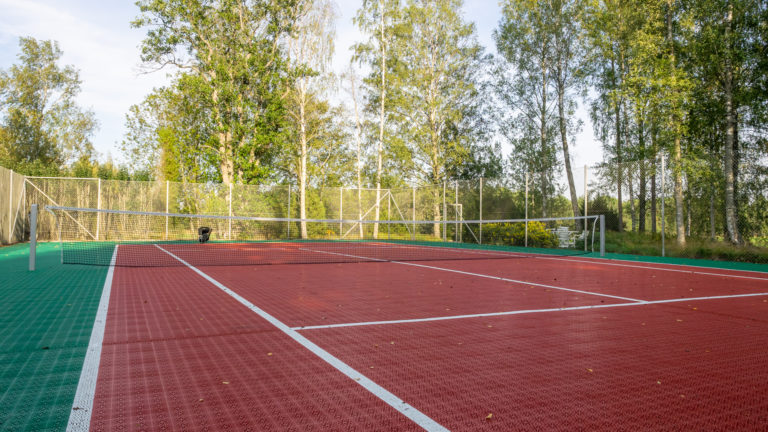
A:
[[391, 0, 487, 237], [354, 0, 402, 238], [132, 0, 305, 184], [283, 0, 338, 238], [496, 0, 560, 217], [0, 37, 97, 174]]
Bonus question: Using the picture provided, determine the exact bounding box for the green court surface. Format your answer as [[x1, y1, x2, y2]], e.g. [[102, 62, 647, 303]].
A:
[[0, 243, 107, 432]]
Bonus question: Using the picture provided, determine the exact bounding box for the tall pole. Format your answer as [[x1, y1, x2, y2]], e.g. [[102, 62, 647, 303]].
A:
[[525, 172, 529, 248], [228, 183, 232, 240], [455, 182, 459, 242], [583, 166, 588, 251], [412, 187, 416, 241], [479, 178, 483, 244], [165, 180, 169, 240], [96, 179, 101, 240], [287, 186, 291, 239], [387, 191, 391, 240], [8, 169, 13, 244], [442, 181, 447, 242], [29, 204, 37, 271], [661, 154, 666, 257], [340, 188, 343, 238]]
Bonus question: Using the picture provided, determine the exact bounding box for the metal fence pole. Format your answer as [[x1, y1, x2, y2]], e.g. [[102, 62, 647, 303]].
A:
[[479, 178, 483, 244], [387, 191, 391, 240], [9, 169, 13, 244], [525, 172, 529, 248], [29, 204, 37, 271], [412, 187, 416, 241], [442, 181, 447, 242], [600, 215, 605, 257], [165, 180, 169, 240], [96, 178, 101, 240], [455, 182, 459, 242], [287, 186, 291, 238], [340, 188, 343, 238], [661, 154, 666, 257], [228, 183, 232, 239], [584, 165, 588, 251]]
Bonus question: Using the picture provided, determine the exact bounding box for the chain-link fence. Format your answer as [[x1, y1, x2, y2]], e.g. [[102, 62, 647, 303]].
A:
[[4, 155, 767, 263], [0, 166, 27, 245]]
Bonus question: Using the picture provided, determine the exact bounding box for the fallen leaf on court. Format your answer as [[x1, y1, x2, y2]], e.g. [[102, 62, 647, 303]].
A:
[[692, 307, 698, 310], [485, 413, 493, 420], [72, 407, 81, 411], [586, 368, 593, 373], [222, 381, 229, 385], [390, 341, 394, 345], [374, 344, 379, 348], [676, 319, 683, 322], [680, 394, 685, 398], [198, 399, 204, 402], [354, 378, 360, 381], [267, 352, 273, 356], [457, 342, 463, 345], [369, 366, 375, 369], [657, 381, 661, 385], [641, 322, 646, 326], [486, 324, 493, 328]]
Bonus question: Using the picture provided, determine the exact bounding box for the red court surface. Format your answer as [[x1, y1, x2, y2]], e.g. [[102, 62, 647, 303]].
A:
[[86, 247, 768, 431]]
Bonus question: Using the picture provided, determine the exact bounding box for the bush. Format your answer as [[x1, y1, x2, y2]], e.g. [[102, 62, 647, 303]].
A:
[[483, 221, 558, 248]]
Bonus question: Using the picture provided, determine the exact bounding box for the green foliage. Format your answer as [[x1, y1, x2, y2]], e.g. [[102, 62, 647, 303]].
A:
[[0, 37, 97, 172], [483, 221, 558, 248]]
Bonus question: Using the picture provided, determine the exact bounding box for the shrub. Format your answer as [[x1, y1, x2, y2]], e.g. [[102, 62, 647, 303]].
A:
[[483, 221, 558, 248]]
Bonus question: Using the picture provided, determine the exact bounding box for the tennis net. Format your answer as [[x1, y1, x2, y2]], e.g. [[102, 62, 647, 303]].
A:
[[43, 206, 604, 267]]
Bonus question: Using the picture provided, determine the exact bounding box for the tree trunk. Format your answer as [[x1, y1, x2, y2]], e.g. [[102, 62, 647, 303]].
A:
[[219, 132, 235, 185], [350, 73, 364, 239], [673, 137, 685, 246], [557, 74, 581, 229], [723, 2, 740, 244], [612, 60, 623, 233], [709, 184, 716, 240]]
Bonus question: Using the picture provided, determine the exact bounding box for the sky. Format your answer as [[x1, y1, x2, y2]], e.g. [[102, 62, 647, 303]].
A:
[[0, 0, 602, 179]]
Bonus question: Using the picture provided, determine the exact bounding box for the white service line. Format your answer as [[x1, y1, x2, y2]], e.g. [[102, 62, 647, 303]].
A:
[[67, 245, 118, 432], [294, 291, 768, 330], [154, 245, 447, 432], [299, 248, 646, 303]]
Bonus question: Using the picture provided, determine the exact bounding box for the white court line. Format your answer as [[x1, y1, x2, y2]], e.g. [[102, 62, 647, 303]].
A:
[[67, 246, 118, 432], [155, 245, 447, 432], [337, 240, 768, 280], [293, 291, 768, 330], [299, 248, 646, 303]]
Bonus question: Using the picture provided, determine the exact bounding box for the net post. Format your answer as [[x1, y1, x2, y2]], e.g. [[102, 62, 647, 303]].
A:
[[524, 172, 529, 248], [228, 183, 232, 239], [661, 153, 666, 257], [96, 178, 101, 240], [29, 204, 37, 271], [600, 214, 605, 257], [412, 187, 416, 241], [479, 178, 483, 244], [165, 180, 169, 240]]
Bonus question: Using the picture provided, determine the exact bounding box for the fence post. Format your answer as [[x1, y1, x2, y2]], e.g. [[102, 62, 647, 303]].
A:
[[287, 186, 291, 239], [525, 172, 529, 248], [600, 215, 605, 257], [339, 188, 343, 238], [96, 178, 101, 240], [228, 183, 232, 240], [479, 178, 483, 244], [442, 181, 447, 242], [165, 181, 169, 240], [455, 182, 459, 242], [387, 191, 391, 240], [29, 204, 37, 271], [412, 187, 416, 241], [661, 154, 666, 257], [584, 165, 588, 251], [8, 169, 13, 244]]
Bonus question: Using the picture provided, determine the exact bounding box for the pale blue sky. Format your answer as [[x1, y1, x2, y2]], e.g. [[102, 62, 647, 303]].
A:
[[0, 0, 600, 179]]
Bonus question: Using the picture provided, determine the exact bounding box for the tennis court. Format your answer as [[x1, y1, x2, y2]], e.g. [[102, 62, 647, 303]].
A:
[[3, 224, 768, 431]]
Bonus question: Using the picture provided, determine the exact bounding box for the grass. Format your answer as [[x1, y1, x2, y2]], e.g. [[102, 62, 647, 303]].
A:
[[604, 230, 768, 263]]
